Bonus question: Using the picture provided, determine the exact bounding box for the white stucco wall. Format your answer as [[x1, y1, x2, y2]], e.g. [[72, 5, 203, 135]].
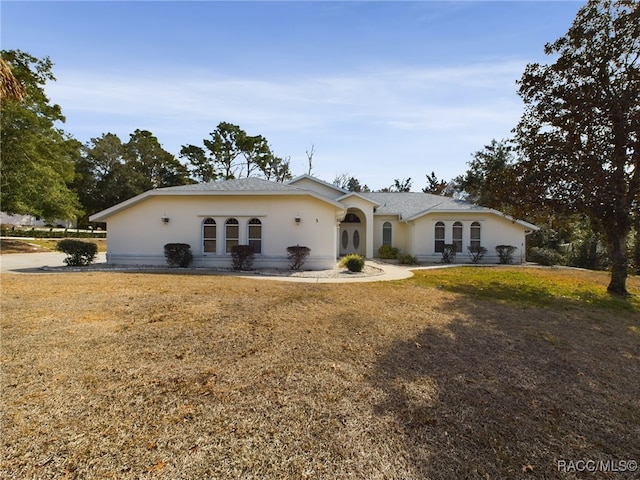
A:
[[371, 215, 410, 256], [410, 213, 531, 264], [104, 194, 342, 269]]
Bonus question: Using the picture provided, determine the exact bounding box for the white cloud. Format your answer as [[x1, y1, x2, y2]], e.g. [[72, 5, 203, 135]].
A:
[[48, 60, 527, 189]]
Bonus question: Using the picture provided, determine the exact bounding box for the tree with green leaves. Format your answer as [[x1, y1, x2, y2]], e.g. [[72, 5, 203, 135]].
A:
[[453, 139, 516, 210], [124, 129, 191, 191], [514, 0, 639, 295], [333, 174, 370, 192], [263, 155, 292, 183], [72, 133, 128, 224], [389, 178, 412, 192], [181, 122, 290, 182], [1, 50, 81, 220], [423, 171, 452, 195], [73, 131, 191, 224]]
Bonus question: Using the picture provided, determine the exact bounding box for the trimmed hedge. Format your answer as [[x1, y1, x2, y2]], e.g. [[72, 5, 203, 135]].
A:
[[340, 254, 365, 272], [467, 245, 488, 264], [287, 245, 311, 270], [164, 243, 193, 267], [530, 247, 564, 266], [231, 245, 255, 271], [441, 244, 456, 264], [496, 245, 517, 264], [1, 227, 106, 239], [398, 253, 417, 265], [377, 244, 399, 260], [56, 239, 98, 266]]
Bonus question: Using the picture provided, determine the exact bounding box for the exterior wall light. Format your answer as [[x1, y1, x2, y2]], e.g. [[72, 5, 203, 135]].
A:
[[294, 215, 301, 225], [161, 216, 170, 224]]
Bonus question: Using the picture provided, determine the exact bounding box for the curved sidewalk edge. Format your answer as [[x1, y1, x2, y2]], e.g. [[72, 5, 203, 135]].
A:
[[236, 261, 414, 283], [0, 254, 413, 283]]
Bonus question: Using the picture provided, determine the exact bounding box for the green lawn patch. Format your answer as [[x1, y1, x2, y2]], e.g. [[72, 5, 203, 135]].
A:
[[411, 266, 640, 313]]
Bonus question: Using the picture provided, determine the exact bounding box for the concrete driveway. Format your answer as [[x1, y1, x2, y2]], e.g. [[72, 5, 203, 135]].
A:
[[0, 252, 107, 273]]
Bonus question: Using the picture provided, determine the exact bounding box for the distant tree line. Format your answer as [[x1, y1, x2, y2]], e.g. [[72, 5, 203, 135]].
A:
[[1, 0, 638, 293]]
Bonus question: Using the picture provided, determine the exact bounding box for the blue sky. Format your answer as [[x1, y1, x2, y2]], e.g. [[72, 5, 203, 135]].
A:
[[2, 1, 585, 191]]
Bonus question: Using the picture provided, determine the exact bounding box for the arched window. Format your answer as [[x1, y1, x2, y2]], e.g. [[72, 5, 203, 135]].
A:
[[470, 221, 481, 249], [435, 221, 445, 253], [225, 218, 239, 253], [343, 213, 361, 223], [453, 222, 463, 253], [203, 218, 216, 253], [382, 222, 392, 246], [248, 218, 262, 254]]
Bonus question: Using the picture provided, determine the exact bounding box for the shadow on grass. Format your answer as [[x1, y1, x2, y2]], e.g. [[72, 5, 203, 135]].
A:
[[370, 299, 640, 479]]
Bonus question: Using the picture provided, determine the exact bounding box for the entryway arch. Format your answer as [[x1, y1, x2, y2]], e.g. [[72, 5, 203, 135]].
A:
[[339, 208, 366, 256]]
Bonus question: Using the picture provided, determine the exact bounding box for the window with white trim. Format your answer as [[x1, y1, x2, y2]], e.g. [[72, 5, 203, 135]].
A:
[[470, 221, 481, 250], [248, 218, 262, 254], [225, 218, 239, 253], [435, 221, 445, 253], [382, 222, 392, 246], [203, 218, 216, 253], [453, 222, 463, 253]]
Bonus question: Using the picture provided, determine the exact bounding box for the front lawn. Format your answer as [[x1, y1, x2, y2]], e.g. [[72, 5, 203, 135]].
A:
[[1, 268, 638, 479]]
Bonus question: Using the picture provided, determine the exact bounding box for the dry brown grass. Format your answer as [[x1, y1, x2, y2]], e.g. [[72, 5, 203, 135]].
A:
[[1, 269, 639, 479]]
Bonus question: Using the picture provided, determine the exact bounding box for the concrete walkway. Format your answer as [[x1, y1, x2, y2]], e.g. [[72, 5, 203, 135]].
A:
[[0, 252, 105, 274], [0, 253, 413, 283]]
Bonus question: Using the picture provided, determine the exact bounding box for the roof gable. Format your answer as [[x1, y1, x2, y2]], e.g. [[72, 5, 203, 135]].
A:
[[89, 177, 345, 222], [361, 192, 537, 230]]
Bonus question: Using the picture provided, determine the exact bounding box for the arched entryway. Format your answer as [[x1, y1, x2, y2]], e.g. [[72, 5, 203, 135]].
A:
[[339, 209, 366, 256]]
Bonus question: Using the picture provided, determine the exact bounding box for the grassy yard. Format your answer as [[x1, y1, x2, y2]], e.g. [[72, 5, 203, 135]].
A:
[[1, 268, 638, 479], [0, 238, 108, 254]]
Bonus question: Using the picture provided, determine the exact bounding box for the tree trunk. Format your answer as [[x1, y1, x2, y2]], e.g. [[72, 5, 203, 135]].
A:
[[635, 213, 640, 275], [607, 234, 628, 295]]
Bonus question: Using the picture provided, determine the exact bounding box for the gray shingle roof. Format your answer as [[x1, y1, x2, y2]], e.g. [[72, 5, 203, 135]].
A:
[[360, 192, 490, 219], [160, 177, 305, 193]]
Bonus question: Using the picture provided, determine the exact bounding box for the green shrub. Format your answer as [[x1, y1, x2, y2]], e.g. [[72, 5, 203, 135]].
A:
[[398, 253, 417, 265], [467, 245, 487, 264], [164, 243, 193, 267], [441, 244, 456, 264], [378, 244, 399, 260], [56, 239, 98, 266], [530, 247, 564, 266], [287, 245, 311, 270], [340, 254, 365, 272], [496, 245, 517, 264], [231, 245, 255, 271]]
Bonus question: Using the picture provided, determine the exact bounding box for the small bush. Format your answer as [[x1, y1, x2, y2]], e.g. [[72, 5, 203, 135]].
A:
[[164, 243, 193, 267], [530, 247, 564, 266], [56, 239, 98, 266], [231, 245, 255, 271], [378, 244, 399, 260], [287, 245, 311, 270], [496, 245, 517, 264], [467, 245, 487, 264], [340, 254, 365, 272], [441, 244, 456, 264], [398, 253, 417, 265]]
